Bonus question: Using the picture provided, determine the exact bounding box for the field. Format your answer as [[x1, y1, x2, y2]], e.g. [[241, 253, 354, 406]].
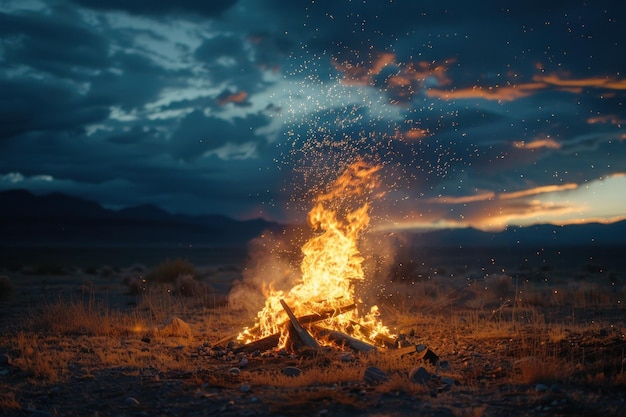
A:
[[1, 245, 625, 417]]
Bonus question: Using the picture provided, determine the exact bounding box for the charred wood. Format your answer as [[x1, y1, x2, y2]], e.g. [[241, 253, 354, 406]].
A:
[[313, 326, 378, 353], [280, 299, 320, 349]]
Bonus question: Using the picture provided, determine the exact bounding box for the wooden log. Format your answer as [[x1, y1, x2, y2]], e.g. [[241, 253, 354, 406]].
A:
[[387, 344, 439, 365], [313, 326, 378, 353], [232, 333, 281, 353], [297, 303, 356, 325], [213, 303, 356, 348], [280, 299, 320, 349], [349, 320, 397, 348]]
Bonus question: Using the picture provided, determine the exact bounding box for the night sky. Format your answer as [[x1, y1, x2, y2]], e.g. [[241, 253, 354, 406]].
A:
[[1, 0, 625, 231]]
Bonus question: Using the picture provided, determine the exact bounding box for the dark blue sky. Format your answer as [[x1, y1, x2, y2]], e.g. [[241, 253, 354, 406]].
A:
[[1, 0, 625, 230]]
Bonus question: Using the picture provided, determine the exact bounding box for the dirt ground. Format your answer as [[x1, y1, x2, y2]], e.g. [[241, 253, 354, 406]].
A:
[[1, 247, 625, 417]]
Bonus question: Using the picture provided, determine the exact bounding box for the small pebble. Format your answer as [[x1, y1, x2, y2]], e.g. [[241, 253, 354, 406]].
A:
[[363, 366, 388, 383], [0, 354, 10, 366], [124, 397, 140, 407], [409, 366, 431, 384], [283, 366, 302, 377], [240, 384, 250, 393], [29, 411, 53, 417], [228, 367, 241, 375]]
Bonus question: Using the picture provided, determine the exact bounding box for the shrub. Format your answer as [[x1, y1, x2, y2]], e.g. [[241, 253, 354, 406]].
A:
[[146, 258, 197, 284]]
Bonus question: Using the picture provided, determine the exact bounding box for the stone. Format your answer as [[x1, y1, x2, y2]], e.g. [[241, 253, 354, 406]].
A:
[[240, 384, 251, 393], [535, 383, 549, 392], [340, 352, 354, 362], [282, 366, 302, 377], [156, 316, 193, 338], [441, 377, 458, 387], [409, 366, 431, 384], [364, 366, 389, 383], [239, 357, 249, 367], [228, 367, 241, 375], [29, 411, 53, 417], [124, 397, 140, 407], [0, 353, 10, 366]]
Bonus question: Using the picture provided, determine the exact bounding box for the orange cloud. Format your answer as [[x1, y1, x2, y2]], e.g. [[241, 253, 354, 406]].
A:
[[427, 191, 495, 204], [426, 82, 545, 102], [499, 183, 578, 200], [587, 115, 624, 126], [534, 74, 626, 91], [512, 138, 561, 150], [393, 127, 431, 141], [217, 91, 248, 106], [332, 52, 396, 86]]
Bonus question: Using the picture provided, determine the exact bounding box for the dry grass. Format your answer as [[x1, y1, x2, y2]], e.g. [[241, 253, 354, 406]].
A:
[[3, 260, 625, 395], [0, 388, 20, 413]]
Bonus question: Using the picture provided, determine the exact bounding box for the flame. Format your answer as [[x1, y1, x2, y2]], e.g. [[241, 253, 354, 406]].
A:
[[239, 161, 393, 348]]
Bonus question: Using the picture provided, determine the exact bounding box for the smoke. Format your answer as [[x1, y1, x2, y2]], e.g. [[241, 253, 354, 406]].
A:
[[227, 227, 306, 316], [357, 230, 405, 308]]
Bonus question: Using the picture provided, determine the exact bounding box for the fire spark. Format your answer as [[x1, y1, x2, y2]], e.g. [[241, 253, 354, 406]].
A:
[[238, 161, 394, 350]]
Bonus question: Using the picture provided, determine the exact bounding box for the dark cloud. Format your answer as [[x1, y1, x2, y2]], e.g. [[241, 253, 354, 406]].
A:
[[88, 51, 174, 110], [1, 0, 624, 226], [0, 78, 111, 141], [68, 0, 238, 17], [169, 110, 270, 162], [0, 10, 109, 76]]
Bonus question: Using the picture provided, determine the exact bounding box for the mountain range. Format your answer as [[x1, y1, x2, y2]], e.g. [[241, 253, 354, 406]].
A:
[[0, 189, 280, 247], [1, 189, 625, 247]]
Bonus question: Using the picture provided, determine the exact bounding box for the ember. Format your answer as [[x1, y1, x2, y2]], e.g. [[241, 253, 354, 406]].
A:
[[237, 161, 395, 351]]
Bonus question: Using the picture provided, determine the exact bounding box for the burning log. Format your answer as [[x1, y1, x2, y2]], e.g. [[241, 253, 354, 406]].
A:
[[349, 320, 397, 348], [232, 333, 281, 354], [313, 326, 378, 353], [280, 299, 320, 349], [213, 303, 356, 348]]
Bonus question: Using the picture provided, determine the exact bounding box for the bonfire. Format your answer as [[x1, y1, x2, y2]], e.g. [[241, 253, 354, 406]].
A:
[[236, 161, 396, 352]]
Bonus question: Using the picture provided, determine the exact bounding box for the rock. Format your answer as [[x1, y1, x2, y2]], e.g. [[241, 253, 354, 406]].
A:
[[364, 366, 389, 383], [438, 360, 450, 370], [0, 353, 10, 366], [29, 411, 53, 417], [239, 357, 249, 367], [409, 366, 431, 384], [240, 384, 251, 393], [156, 316, 193, 338], [535, 383, 549, 392], [340, 352, 354, 362], [441, 377, 458, 387], [283, 366, 302, 377], [549, 383, 563, 393], [228, 367, 241, 375], [124, 397, 140, 407]]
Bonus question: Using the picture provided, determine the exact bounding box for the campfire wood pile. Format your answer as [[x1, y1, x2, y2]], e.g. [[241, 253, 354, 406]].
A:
[[215, 299, 439, 365]]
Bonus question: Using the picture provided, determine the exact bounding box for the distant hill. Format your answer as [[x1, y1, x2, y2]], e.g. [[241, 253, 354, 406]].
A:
[[1, 189, 625, 248], [0, 189, 282, 247], [406, 220, 626, 248]]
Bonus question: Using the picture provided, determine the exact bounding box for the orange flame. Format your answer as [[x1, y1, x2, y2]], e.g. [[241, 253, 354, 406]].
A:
[[239, 161, 393, 348]]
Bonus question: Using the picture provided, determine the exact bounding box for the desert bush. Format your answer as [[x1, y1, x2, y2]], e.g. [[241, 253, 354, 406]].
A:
[[13, 332, 68, 382], [0, 389, 20, 412], [30, 262, 66, 275], [146, 258, 197, 283], [0, 275, 15, 301], [124, 276, 148, 296], [30, 295, 150, 337]]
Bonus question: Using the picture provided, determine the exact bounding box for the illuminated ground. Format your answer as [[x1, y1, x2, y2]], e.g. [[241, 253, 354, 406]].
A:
[[0, 248, 625, 417]]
